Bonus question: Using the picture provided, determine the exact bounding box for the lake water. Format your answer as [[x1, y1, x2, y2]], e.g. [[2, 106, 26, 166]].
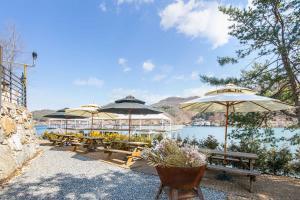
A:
[[35, 125, 299, 152]]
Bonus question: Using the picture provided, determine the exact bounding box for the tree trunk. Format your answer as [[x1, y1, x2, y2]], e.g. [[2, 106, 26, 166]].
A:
[[281, 53, 300, 126], [273, 2, 300, 126]]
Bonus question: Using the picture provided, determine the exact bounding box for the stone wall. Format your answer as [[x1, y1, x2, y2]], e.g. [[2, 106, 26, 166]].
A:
[[0, 102, 39, 181]]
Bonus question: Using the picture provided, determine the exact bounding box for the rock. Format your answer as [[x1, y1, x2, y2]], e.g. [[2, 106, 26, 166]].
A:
[[0, 129, 4, 144], [0, 103, 39, 181], [0, 145, 17, 180], [1, 116, 17, 136], [7, 133, 23, 151]]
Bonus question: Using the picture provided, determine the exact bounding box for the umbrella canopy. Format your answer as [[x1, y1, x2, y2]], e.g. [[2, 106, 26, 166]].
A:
[[204, 83, 255, 96], [100, 96, 162, 115], [66, 104, 116, 132], [100, 95, 162, 140], [66, 104, 116, 118], [114, 113, 171, 121], [181, 93, 292, 113], [44, 108, 87, 119], [181, 84, 293, 162], [44, 108, 86, 133]]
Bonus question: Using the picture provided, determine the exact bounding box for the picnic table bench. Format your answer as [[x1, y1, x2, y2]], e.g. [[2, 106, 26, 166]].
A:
[[200, 148, 260, 192], [71, 136, 106, 152], [49, 134, 76, 146], [207, 164, 260, 192], [97, 141, 148, 167]]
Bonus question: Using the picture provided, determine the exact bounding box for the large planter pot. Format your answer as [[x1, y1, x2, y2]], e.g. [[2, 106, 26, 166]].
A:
[[155, 165, 206, 200]]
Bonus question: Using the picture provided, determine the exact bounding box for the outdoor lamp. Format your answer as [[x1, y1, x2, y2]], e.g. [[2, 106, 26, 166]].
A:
[[32, 51, 38, 65]]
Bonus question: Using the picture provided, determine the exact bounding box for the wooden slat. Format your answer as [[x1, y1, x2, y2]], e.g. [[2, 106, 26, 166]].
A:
[[111, 159, 126, 164], [200, 148, 258, 159], [98, 148, 132, 155], [207, 164, 260, 176], [210, 156, 240, 162]]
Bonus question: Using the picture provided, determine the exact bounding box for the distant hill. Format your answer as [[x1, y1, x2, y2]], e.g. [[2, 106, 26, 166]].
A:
[[152, 96, 199, 124], [32, 109, 55, 121]]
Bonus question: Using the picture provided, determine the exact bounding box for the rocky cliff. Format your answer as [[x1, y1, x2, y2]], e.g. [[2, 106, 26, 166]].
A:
[[0, 102, 39, 181]]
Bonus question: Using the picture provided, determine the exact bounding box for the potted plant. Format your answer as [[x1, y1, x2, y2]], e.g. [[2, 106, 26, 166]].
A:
[[143, 139, 207, 200]]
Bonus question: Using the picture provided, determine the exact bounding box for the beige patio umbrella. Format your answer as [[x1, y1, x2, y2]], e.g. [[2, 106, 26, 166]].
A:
[[66, 104, 116, 132], [181, 84, 293, 161]]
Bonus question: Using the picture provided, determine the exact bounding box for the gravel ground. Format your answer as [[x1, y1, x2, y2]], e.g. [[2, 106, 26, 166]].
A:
[[0, 146, 226, 200]]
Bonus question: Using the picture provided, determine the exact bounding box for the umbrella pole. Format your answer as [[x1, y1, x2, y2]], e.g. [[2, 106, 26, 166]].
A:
[[91, 114, 94, 136], [224, 104, 229, 164], [128, 112, 132, 141]]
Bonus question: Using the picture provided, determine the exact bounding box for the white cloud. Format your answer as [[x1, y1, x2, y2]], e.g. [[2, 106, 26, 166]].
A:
[[143, 60, 155, 71], [73, 77, 104, 88], [118, 57, 131, 72], [99, 2, 107, 12], [153, 74, 167, 81], [117, 0, 154, 5], [159, 0, 231, 48], [190, 71, 199, 80], [118, 58, 127, 65], [196, 56, 204, 64], [110, 88, 168, 104]]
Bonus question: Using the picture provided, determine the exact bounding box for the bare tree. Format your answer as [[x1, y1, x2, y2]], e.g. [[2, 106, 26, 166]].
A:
[[0, 24, 23, 71]]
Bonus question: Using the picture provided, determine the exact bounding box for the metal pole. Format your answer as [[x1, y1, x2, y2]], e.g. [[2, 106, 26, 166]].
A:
[[224, 103, 229, 164], [65, 120, 68, 134], [0, 46, 2, 65], [23, 64, 27, 107], [128, 111, 132, 141], [9, 69, 12, 103], [90, 113, 94, 136]]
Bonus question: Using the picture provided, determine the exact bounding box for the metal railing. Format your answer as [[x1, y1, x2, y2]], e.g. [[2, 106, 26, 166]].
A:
[[0, 64, 26, 107]]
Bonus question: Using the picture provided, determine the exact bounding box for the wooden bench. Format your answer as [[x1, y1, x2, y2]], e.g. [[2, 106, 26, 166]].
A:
[[49, 138, 63, 146], [97, 147, 142, 167], [207, 164, 260, 192], [71, 142, 89, 151]]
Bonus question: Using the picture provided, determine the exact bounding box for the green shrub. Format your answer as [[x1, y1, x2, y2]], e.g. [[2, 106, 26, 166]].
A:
[[265, 147, 293, 175], [199, 135, 219, 149]]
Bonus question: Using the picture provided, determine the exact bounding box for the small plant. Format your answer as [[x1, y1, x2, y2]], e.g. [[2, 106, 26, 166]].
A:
[[199, 135, 219, 149], [143, 139, 206, 168]]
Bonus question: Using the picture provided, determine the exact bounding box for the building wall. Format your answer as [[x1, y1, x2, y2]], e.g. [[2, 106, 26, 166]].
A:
[[0, 102, 39, 181]]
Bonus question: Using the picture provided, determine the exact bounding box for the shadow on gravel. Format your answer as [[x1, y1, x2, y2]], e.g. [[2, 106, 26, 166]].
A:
[[1, 171, 226, 200]]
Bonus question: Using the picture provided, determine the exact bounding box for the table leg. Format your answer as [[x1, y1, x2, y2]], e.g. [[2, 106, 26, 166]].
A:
[[249, 159, 254, 171]]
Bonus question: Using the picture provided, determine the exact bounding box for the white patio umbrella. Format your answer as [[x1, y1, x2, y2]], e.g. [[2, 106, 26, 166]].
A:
[[181, 84, 293, 161], [66, 104, 116, 132]]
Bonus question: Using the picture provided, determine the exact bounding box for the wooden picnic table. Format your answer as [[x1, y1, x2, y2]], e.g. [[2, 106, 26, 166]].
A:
[[82, 136, 105, 151], [51, 133, 76, 146], [199, 148, 260, 192], [97, 140, 148, 168], [111, 141, 148, 148], [199, 148, 258, 170]]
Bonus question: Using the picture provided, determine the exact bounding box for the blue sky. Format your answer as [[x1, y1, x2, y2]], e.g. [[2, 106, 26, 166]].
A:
[[0, 0, 251, 111]]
